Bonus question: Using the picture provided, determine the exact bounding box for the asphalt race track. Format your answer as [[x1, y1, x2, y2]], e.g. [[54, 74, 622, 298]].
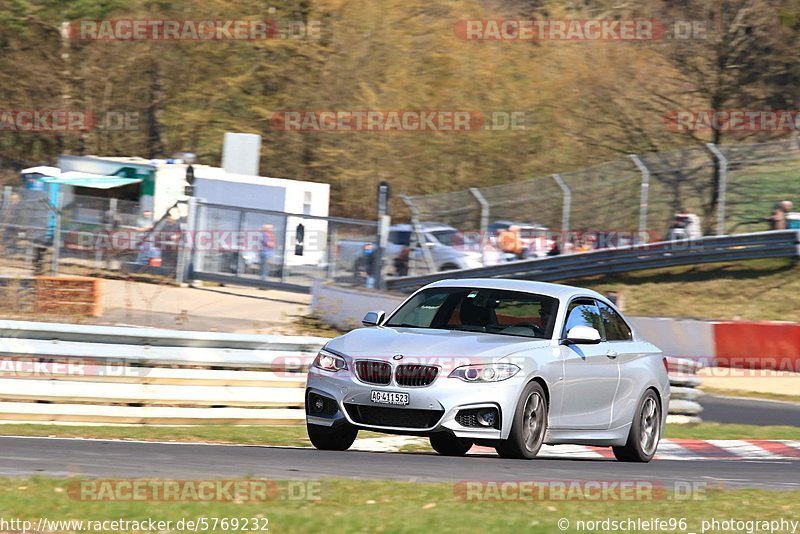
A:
[[0, 437, 797, 490], [700, 395, 800, 427]]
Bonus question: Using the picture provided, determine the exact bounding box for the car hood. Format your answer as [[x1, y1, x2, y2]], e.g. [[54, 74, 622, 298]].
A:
[[325, 326, 551, 361]]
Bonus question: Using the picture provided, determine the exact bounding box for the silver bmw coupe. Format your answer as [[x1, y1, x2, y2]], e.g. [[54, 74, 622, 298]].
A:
[[306, 279, 669, 462]]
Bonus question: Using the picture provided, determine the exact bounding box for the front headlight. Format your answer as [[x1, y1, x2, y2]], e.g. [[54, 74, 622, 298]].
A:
[[312, 349, 348, 372], [449, 363, 520, 382]]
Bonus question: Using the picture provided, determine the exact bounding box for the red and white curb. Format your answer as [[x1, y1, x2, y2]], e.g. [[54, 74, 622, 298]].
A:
[[351, 437, 800, 460]]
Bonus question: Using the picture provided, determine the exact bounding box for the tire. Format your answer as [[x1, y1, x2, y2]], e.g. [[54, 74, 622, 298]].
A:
[[429, 433, 473, 456], [612, 389, 661, 463], [307, 422, 358, 451], [495, 382, 548, 459]]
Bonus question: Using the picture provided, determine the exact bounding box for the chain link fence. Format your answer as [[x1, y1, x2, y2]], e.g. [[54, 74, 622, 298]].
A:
[[0, 187, 379, 292], [190, 202, 378, 290], [404, 138, 800, 243]]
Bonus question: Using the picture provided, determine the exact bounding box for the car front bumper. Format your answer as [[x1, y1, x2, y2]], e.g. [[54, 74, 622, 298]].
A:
[[305, 365, 526, 440]]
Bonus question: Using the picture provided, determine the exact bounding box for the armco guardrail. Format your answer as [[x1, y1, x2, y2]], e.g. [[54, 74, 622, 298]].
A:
[[0, 320, 699, 424], [667, 358, 704, 425], [386, 230, 800, 292], [0, 320, 327, 425]]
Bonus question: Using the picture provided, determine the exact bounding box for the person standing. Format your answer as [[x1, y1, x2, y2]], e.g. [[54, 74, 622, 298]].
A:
[[682, 208, 702, 240], [135, 210, 154, 265], [260, 224, 276, 281], [361, 242, 375, 288], [769, 201, 793, 230]]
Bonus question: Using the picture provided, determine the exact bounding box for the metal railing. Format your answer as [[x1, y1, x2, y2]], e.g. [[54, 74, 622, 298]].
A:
[[385, 230, 800, 292], [0, 320, 327, 424]]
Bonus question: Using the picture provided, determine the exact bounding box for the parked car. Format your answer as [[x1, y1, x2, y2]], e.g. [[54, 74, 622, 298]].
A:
[[337, 222, 503, 276], [305, 279, 669, 462], [488, 220, 550, 259]]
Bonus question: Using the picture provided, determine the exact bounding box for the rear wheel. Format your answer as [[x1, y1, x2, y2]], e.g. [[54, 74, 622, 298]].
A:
[[612, 389, 661, 463], [495, 382, 547, 459], [307, 422, 358, 451], [429, 433, 473, 456]]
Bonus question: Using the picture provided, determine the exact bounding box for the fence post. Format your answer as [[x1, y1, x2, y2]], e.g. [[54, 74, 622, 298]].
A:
[[401, 195, 435, 274], [2, 186, 11, 210], [51, 192, 63, 276], [193, 201, 207, 277], [177, 197, 197, 285], [706, 143, 728, 236], [630, 154, 651, 236], [469, 187, 490, 266], [236, 209, 246, 277], [551, 174, 571, 236]]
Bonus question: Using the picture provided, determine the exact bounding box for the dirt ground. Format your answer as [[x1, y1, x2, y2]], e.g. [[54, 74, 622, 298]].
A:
[[99, 279, 313, 334]]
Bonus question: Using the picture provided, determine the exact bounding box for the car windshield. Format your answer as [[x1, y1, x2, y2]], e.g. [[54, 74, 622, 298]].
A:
[[429, 229, 464, 247], [385, 287, 559, 339]]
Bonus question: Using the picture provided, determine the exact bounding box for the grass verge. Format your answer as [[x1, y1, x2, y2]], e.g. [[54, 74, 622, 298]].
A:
[[0, 422, 796, 447], [663, 422, 800, 440], [566, 258, 799, 322], [0, 478, 797, 533], [701, 388, 800, 404]]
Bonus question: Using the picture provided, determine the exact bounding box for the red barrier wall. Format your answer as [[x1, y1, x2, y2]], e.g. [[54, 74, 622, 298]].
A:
[[713, 321, 800, 370]]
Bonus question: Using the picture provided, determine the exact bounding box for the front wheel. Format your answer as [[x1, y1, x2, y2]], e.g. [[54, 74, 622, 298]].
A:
[[495, 382, 548, 459], [429, 433, 473, 456], [307, 422, 358, 451], [612, 389, 661, 463]]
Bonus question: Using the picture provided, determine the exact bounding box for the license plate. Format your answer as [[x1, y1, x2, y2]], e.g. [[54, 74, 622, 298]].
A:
[[370, 390, 409, 406]]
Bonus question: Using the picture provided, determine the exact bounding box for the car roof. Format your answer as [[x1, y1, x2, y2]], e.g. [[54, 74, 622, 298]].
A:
[[390, 222, 456, 232], [424, 278, 607, 301], [490, 220, 546, 229]]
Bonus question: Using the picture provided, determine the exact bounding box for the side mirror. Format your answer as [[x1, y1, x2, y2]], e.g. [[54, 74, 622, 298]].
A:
[[362, 310, 385, 327], [564, 326, 602, 345]]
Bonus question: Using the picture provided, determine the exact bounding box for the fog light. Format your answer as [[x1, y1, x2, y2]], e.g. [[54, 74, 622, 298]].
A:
[[477, 408, 497, 427], [313, 397, 325, 413]]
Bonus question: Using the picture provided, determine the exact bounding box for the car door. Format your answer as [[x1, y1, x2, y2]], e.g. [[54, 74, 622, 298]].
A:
[[597, 300, 649, 429], [554, 298, 620, 430]]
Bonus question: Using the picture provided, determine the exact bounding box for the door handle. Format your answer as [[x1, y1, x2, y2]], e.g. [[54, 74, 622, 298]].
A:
[[606, 350, 618, 359]]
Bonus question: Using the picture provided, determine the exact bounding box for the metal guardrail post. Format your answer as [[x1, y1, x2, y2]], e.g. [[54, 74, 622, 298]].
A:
[[469, 188, 490, 265], [707, 143, 728, 236], [50, 192, 63, 276], [551, 174, 571, 235], [630, 154, 651, 236]]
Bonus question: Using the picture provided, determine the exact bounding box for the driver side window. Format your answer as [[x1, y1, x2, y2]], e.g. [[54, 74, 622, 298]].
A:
[[598, 301, 632, 341], [562, 299, 603, 338]]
